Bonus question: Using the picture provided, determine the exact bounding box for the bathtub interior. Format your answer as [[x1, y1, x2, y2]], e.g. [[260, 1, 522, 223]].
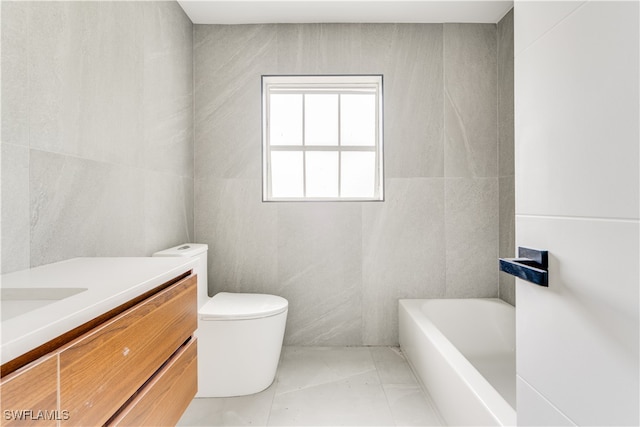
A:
[[421, 298, 516, 408], [421, 299, 515, 357], [400, 298, 517, 426]]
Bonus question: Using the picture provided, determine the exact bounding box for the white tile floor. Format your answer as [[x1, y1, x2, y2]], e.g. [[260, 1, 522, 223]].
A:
[[178, 346, 445, 426]]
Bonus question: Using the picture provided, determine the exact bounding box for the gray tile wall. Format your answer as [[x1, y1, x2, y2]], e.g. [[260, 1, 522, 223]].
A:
[[1, 1, 194, 272], [195, 22, 512, 345], [1, 6, 514, 340], [498, 9, 516, 306]]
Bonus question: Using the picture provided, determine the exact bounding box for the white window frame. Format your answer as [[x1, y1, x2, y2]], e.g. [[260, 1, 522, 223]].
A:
[[262, 75, 384, 202]]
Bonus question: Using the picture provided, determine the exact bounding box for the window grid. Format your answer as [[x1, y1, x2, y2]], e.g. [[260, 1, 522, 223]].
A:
[[262, 76, 383, 202]]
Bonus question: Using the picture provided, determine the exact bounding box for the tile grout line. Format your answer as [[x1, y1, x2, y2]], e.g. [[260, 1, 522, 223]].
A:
[[373, 348, 400, 427], [515, 1, 588, 59], [264, 350, 282, 427], [516, 213, 639, 224]]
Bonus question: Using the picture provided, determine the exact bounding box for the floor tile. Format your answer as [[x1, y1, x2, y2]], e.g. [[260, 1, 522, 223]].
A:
[[371, 346, 418, 384], [275, 346, 379, 394], [177, 384, 275, 426], [383, 384, 445, 426], [268, 382, 395, 426], [178, 346, 444, 426]]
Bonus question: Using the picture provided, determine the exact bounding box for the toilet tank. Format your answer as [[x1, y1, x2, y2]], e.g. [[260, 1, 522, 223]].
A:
[[152, 244, 209, 309]]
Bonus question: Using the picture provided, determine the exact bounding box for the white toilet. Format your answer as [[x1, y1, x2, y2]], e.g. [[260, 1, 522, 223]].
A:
[[153, 243, 288, 397]]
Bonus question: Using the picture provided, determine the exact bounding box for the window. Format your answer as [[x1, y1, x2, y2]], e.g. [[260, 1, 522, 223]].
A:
[[262, 75, 384, 201]]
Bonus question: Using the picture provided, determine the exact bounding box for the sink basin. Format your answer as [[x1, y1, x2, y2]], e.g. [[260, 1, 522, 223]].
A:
[[1, 287, 88, 321]]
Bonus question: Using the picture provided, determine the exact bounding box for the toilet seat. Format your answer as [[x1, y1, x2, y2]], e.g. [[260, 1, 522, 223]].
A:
[[200, 292, 288, 321]]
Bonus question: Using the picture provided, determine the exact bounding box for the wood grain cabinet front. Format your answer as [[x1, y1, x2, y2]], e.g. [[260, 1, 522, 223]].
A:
[[0, 273, 197, 427], [107, 339, 198, 427], [58, 275, 197, 426], [0, 355, 58, 427]]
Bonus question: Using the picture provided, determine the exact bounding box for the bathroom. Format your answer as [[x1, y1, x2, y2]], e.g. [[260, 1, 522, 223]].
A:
[[1, 0, 638, 426]]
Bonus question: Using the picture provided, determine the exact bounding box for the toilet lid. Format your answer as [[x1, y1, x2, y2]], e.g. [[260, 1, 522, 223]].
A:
[[199, 292, 288, 320]]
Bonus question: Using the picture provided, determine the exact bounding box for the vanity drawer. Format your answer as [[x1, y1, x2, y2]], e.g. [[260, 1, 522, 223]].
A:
[[59, 275, 197, 426], [0, 354, 58, 427], [107, 338, 197, 426]]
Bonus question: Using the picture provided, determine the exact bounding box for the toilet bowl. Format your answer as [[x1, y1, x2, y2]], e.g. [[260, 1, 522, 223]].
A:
[[152, 244, 288, 397], [198, 292, 287, 397]]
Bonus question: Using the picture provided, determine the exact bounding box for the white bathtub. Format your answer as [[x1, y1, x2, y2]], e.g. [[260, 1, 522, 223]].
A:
[[399, 298, 516, 426]]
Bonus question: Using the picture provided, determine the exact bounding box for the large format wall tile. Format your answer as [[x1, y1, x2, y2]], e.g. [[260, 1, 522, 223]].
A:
[[362, 179, 445, 345], [194, 23, 508, 345], [276, 203, 363, 345], [515, 1, 639, 220], [445, 178, 499, 297], [30, 150, 146, 267], [515, 2, 638, 424], [517, 376, 575, 426], [516, 216, 639, 426], [367, 24, 444, 179], [1, 1, 194, 271], [1, 1, 28, 147], [497, 10, 515, 306], [498, 9, 515, 178], [276, 23, 363, 74], [183, 177, 195, 246], [514, 1, 586, 56], [273, 23, 444, 179], [143, 1, 193, 178], [194, 24, 277, 180], [28, 2, 145, 167], [1, 144, 30, 273], [143, 171, 193, 255], [4, 7, 510, 346], [498, 175, 515, 305], [444, 24, 497, 178], [195, 178, 278, 297]]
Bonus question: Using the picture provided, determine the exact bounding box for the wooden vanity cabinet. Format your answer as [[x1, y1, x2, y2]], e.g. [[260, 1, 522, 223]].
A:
[[107, 339, 198, 427], [59, 275, 196, 426], [0, 273, 198, 427], [0, 355, 58, 427]]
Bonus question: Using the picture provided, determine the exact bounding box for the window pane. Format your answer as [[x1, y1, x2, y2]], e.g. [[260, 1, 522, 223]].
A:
[[305, 94, 338, 146], [263, 75, 383, 201], [341, 152, 376, 197], [271, 151, 303, 197], [270, 94, 302, 146], [306, 152, 338, 197], [340, 94, 376, 146]]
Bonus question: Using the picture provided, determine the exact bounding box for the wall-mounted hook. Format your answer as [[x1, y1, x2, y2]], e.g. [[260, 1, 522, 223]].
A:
[[499, 247, 549, 287]]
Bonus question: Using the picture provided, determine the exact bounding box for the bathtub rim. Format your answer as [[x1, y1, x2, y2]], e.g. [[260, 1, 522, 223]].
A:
[[399, 298, 516, 426]]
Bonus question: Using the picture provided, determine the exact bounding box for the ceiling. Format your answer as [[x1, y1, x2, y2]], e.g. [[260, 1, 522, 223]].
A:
[[178, 1, 514, 25]]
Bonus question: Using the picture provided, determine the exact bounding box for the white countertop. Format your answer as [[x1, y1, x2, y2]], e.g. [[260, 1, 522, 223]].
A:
[[0, 257, 197, 365]]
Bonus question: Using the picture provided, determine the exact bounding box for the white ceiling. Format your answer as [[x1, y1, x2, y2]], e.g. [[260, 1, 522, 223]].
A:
[[178, 1, 514, 25]]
